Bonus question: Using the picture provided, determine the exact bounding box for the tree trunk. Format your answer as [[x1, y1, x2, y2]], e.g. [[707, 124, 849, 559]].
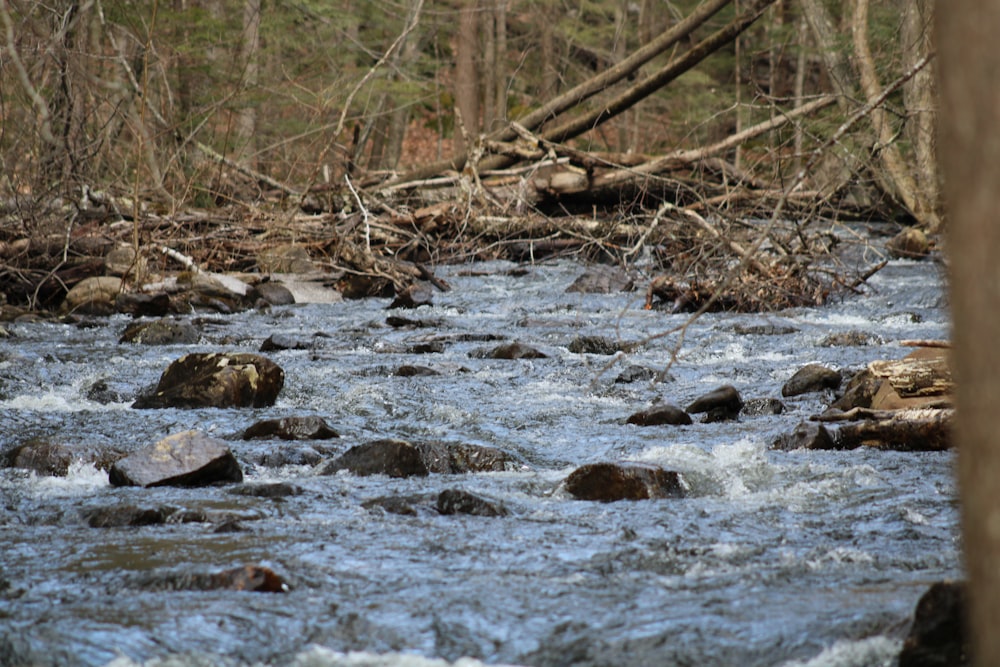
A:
[[937, 2, 1000, 665], [235, 0, 261, 167], [454, 3, 480, 156]]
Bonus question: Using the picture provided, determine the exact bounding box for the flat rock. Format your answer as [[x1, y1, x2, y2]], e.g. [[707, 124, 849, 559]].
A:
[[119, 318, 200, 345], [85, 504, 168, 527], [108, 430, 243, 487], [564, 462, 687, 502], [132, 352, 284, 409], [321, 439, 517, 478], [567, 335, 634, 355], [134, 565, 289, 593], [476, 342, 548, 359], [242, 415, 339, 440], [626, 403, 692, 426]]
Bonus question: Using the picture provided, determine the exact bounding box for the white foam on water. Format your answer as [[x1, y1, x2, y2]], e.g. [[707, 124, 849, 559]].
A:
[[776, 636, 901, 667], [102, 647, 526, 667]]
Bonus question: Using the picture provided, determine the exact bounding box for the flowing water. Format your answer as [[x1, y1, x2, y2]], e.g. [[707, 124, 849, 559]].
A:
[[0, 252, 957, 667]]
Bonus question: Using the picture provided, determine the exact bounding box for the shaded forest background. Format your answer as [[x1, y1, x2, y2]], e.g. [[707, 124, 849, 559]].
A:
[[0, 0, 941, 310]]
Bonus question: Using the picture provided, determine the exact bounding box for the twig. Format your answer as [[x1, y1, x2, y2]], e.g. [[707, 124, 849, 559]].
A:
[[344, 174, 371, 251]]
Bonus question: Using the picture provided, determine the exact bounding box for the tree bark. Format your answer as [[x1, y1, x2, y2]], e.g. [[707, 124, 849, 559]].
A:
[[454, 3, 480, 156], [235, 0, 261, 167], [937, 1, 1000, 665]]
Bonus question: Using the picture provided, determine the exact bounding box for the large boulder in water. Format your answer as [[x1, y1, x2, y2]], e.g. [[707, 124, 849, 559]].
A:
[[108, 430, 243, 487], [564, 462, 687, 501], [132, 352, 284, 409], [898, 580, 968, 667]]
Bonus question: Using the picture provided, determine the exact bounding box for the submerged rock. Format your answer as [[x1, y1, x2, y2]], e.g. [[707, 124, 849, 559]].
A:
[[564, 265, 635, 293], [781, 363, 842, 397], [741, 397, 786, 416], [260, 334, 313, 351], [436, 489, 508, 517], [108, 430, 243, 487], [614, 365, 659, 384], [476, 342, 548, 359], [85, 504, 168, 528], [320, 439, 517, 478], [242, 416, 339, 441], [626, 403, 692, 426], [686, 384, 743, 422], [132, 352, 284, 409], [4, 441, 73, 476], [564, 462, 686, 501], [898, 580, 968, 667], [134, 565, 289, 593], [567, 335, 634, 355], [119, 318, 200, 345]]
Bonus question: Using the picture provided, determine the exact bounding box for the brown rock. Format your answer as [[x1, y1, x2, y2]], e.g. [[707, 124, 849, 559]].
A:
[[887, 227, 931, 259], [62, 276, 123, 315], [321, 439, 428, 478], [136, 565, 289, 593], [388, 282, 433, 309], [416, 441, 516, 473], [626, 404, 692, 426], [772, 422, 837, 451], [132, 352, 284, 409], [479, 342, 548, 359], [242, 416, 339, 441], [898, 581, 968, 667], [436, 488, 508, 517], [564, 462, 686, 502], [85, 504, 168, 527], [5, 441, 73, 476], [686, 384, 743, 422], [565, 265, 635, 294], [250, 281, 296, 306], [108, 430, 243, 487], [781, 363, 842, 397]]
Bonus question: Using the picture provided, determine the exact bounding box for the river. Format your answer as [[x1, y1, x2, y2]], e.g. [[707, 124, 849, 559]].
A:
[[0, 252, 957, 667]]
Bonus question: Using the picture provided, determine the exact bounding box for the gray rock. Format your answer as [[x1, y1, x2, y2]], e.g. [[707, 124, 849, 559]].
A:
[[108, 430, 243, 487], [119, 318, 200, 345], [5, 441, 73, 476], [772, 421, 836, 451]]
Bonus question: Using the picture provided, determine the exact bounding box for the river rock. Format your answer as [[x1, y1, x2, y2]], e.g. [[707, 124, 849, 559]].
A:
[[114, 291, 171, 317], [388, 282, 433, 309], [898, 580, 968, 667], [819, 330, 882, 347], [4, 441, 73, 476], [477, 342, 548, 359], [416, 441, 516, 473], [887, 227, 931, 260], [772, 421, 836, 451], [119, 318, 201, 345], [565, 462, 686, 502], [626, 403, 692, 426], [62, 276, 122, 315], [741, 397, 786, 416], [614, 365, 658, 384], [322, 439, 428, 478], [132, 352, 284, 409], [86, 377, 134, 404], [321, 439, 516, 478], [395, 364, 441, 377], [248, 444, 332, 467], [436, 488, 508, 517], [228, 482, 304, 498], [85, 504, 168, 527], [567, 335, 634, 355], [258, 244, 317, 273], [243, 416, 339, 441], [362, 494, 427, 516], [260, 334, 313, 351], [249, 281, 296, 306], [135, 565, 289, 593], [781, 363, 842, 397], [564, 265, 635, 293], [686, 384, 743, 422], [108, 430, 243, 487]]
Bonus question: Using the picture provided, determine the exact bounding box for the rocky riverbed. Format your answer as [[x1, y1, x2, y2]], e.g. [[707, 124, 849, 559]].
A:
[[0, 254, 958, 667]]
